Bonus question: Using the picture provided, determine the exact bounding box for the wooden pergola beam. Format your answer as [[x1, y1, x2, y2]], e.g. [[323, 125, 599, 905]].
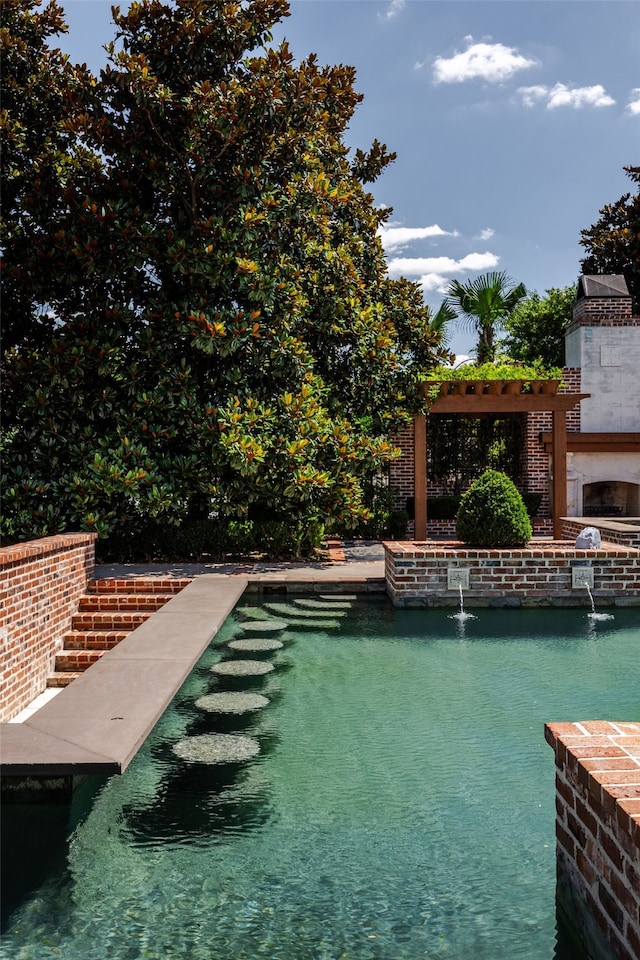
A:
[[411, 388, 589, 542], [539, 432, 640, 454]]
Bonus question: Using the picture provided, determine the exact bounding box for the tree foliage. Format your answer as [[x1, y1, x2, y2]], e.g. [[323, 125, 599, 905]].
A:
[[444, 271, 527, 364], [501, 285, 577, 367], [580, 165, 640, 313], [1, 0, 448, 553]]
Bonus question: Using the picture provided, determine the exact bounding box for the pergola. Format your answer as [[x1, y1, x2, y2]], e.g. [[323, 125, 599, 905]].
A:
[[412, 385, 590, 541]]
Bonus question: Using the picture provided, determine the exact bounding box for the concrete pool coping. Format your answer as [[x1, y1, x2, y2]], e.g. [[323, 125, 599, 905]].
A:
[[0, 557, 386, 780]]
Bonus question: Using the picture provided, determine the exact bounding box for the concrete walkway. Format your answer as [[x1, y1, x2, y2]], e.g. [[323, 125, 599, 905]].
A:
[[0, 542, 386, 786], [93, 539, 386, 583]]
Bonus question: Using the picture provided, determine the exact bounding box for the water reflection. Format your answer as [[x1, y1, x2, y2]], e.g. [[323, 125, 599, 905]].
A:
[[120, 760, 274, 847]]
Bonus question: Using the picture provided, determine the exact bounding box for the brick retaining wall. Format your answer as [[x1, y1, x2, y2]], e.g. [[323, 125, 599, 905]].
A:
[[545, 721, 640, 960], [383, 540, 640, 607], [0, 534, 96, 721], [562, 519, 640, 550]]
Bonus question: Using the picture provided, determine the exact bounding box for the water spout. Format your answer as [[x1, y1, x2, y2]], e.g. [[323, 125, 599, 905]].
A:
[[584, 583, 614, 622], [449, 583, 476, 623]]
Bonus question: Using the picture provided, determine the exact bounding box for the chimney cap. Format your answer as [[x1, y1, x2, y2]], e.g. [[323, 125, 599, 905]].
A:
[[577, 275, 629, 299]]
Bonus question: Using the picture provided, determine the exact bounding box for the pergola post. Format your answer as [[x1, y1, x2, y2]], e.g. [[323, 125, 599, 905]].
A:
[[552, 408, 568, 539], [414, 414, 427, 541]]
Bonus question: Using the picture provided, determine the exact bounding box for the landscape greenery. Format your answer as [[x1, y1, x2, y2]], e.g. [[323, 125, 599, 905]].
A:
[[501, 286, 577, 368], [1, 0, 449, 558], [1, 1, 635, 559]]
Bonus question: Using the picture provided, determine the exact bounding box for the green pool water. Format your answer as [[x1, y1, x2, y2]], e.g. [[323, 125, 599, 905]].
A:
[[2, 600, 639, 960]]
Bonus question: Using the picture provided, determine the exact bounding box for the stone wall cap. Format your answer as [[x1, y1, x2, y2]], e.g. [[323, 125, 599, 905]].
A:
[[577, 274, 630, 299]]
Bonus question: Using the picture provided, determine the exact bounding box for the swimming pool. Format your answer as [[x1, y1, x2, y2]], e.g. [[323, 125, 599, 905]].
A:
[[2, 597, 639, 959]]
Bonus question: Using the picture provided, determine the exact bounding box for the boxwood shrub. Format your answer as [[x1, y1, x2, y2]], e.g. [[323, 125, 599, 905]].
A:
[[455, 470, 532, 547]]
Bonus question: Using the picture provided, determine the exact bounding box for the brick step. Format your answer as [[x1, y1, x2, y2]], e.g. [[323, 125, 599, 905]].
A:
[[55, 649, 108, 672], [62, 629, 130, 650], [87, 578, 191, 595], [47, 671, 83, 688], [78, 593, 176, 612], [71, 611, 153, 630]]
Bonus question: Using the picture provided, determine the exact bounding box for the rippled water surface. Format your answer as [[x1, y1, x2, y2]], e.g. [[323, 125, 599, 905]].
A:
[[2, 600, 639, 960]]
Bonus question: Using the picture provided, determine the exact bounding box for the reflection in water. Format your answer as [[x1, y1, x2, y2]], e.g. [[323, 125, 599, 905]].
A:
[[120, 761, 274, 847]]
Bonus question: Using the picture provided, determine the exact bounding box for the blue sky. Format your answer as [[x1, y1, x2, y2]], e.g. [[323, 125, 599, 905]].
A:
[[57, 1, 639, 355]]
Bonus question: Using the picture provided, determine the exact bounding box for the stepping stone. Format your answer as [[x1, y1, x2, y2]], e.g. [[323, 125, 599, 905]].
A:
[[228, 637, 283, 652], [235, 608, 274, 621], [195, 692, 270, 714], [211, 659, 275, 676], [293, 598, 352, 611], [281, 619, 341, 631], [241, 620, 287, 633], [173, 734, 260, 764], [319, 594, 359, 601], [264, 602, 347, 619]]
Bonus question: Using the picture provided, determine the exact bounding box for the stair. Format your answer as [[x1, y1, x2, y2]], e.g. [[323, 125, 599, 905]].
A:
[[47, 578, 191, 689]]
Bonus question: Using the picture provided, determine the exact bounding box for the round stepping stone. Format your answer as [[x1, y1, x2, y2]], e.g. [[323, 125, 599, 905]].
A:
[[173, 734, 260, 764], [195, 692, 269, 714], [211, 659, 274, 676], [228, 637, 283, 652], [241, 620, 287, 633]]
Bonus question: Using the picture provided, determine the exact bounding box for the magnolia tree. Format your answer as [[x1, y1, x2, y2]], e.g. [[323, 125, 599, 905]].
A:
[[1, 0, 448, 553]]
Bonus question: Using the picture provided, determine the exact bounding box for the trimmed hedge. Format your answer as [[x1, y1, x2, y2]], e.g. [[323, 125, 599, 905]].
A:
[[455, 470, 533, 547]]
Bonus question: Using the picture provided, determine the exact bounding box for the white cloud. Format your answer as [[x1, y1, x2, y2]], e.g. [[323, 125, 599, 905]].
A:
[[433, 41, 537, 85], [477, 227, 495, 241], [518, 82, 615, 109], [626, 88, 640, 115], [518, 85, 548, 107], [378, 223, 458, 252], [420, 273, 451, 294], [387, 251, 500, 296], [388, 252, 500, 277], [380, 0, 405, 21]]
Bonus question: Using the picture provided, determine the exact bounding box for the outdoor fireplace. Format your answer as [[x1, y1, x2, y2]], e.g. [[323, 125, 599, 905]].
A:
[[582, 480, 640, 517]]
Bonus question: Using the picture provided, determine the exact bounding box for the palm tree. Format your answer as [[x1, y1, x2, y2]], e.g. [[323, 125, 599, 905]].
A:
[[428, 299, 457, 347], [445, 271, 527, 364]]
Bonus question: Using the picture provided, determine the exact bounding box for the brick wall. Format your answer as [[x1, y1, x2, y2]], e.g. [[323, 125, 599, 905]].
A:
[[545, 721, 640, 960], [570, 295, 636, 328], [384, 540, 640, 607], [562, 518, 640, 550], [0, 534, 96, 721]]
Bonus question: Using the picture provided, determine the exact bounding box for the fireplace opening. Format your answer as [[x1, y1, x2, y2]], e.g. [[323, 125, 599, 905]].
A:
[[582, 481, 640, 517]]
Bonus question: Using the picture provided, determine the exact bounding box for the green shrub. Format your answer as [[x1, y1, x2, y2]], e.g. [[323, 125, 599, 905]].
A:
[[95, 516, 325, 562], [455, 470, 532, 547]]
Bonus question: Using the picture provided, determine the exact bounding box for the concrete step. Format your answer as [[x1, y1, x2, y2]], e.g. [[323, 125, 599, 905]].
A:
[[55, 650, 107, 672], [71, 611, 153, 631], [62, 629, 130, 650]]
